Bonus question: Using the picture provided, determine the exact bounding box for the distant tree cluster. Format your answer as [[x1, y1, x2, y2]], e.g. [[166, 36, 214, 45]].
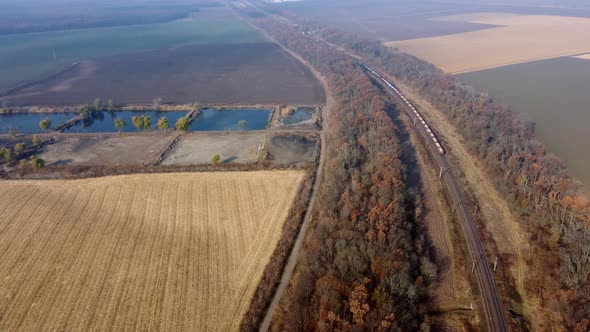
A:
[[131, 115, 152, 131]]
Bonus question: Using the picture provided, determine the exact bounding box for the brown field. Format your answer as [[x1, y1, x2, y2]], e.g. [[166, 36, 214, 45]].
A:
[[386, 13, 590, 73], [0, 43, 325, 106], [0, 171, 304, 331], [267, 133, 318, 164], [39, 133, 177, 166], [161, 132, 265, 165]]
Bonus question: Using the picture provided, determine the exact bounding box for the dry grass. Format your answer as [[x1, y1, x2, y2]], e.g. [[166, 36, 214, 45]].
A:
[[0, 171, 304, 331], [386, 13, 590, 73]]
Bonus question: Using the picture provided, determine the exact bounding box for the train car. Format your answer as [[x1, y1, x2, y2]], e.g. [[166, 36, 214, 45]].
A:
[[364, 64, 446, 155]]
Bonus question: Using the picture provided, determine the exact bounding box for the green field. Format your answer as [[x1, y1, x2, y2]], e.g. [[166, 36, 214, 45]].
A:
[[457, 56, 590, 194], [0, 18, 263, 91]]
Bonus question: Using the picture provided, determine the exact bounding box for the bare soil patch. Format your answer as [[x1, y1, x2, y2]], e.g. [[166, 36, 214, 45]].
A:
[[0, 43, 325, 106], [387, 13, 590, 73], [266, 133, 318, 165], [161, 131, 265, 165], [39, 133, 176, 166], [0, 171, 304, 331]]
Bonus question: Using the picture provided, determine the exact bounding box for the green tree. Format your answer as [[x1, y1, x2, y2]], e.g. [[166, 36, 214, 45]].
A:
[[2, 148, 13, 162], [0, 148, 8, 161], [157, 117, 169, 131], [93, 98, 102, 111], [39, 118, 51, 133], [237, 120, 248, 130], [13, 143, 25, 155], [79, 105, 91, 119], [142, 115, 152, 131], [132, 116, 143, 131], [211, 154, 220, 164], [107, 99, 115, 111], [114, 118, 126, 132], [175, 117, 189, 132], [8, 128, 18, 138], [32, 135, 41, 146], [19, 159, 28, 169], [31, 156, 45, 169]]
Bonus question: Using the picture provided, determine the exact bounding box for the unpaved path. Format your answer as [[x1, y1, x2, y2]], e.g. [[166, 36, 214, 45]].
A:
[[237, 8, 335, 331]]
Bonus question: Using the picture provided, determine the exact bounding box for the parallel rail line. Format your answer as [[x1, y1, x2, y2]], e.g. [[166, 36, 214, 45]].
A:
[[363, 65, 508, 332]]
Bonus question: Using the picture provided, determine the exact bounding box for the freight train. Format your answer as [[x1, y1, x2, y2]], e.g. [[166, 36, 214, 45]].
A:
[[362, 65, 446, 155]]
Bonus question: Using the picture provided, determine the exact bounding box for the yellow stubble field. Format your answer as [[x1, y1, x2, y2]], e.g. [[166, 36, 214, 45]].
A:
[[386, 13, 590, 73], [0, 171, 304, 331]]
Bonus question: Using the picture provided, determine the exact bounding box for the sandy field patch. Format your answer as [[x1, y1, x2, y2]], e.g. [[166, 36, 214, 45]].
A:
[[572, 53, 590, 60], [0, 171, 304, 331], [386, 13, 590, 73], [39, 133, 176, 166], [161, 132, 265, 165]]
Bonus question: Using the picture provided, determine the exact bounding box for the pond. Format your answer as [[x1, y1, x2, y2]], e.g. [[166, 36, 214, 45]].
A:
[[281, 107, 315, 126], [189, 108, 270, 131], [0, 112, 77, 134], [63, 111, 188, 133]]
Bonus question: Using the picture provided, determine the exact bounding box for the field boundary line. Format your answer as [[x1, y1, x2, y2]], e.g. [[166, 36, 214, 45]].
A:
[[232, 4, 335, 330]]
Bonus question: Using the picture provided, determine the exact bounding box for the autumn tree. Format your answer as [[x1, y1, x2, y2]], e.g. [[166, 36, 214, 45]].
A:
[[13, 143, 25, 155], [114, 118, 126, 132], [39, 118, 51, 132], [211, 154, 220, 164], [132, 116, 143, 131], [31, 156, 45, 169], [142, 115, 152, 131], [157, 117, 169, 131], [175, 117, 189, 132], [32, 135, 41, 146]]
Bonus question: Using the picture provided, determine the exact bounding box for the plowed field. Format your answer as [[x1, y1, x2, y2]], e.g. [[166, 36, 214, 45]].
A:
[[0, 171, 304, 331]]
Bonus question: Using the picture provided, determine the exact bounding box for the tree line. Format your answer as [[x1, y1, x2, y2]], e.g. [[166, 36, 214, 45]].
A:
[[287, 15, 590, 330], [242, 10, 435, 331]]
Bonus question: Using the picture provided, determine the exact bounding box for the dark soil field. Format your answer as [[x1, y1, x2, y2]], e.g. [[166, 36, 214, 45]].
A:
[[267, 133, 318, 164], [0, 42, 325, 106]]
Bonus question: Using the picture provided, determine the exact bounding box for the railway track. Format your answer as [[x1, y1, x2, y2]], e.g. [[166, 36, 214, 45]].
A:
[[237, 2, 508, 330], [364, 66, 508, 332]]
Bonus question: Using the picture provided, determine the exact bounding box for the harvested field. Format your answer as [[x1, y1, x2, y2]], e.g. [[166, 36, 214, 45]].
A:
[[1, 42, 325, 106], [266, 133, 318, 164], [162, 132, 265, 165], [386, 13, 590, 73], [39, 133, 177, 166], [0, 171, 304, 331], [279, 0, 590, 41]]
